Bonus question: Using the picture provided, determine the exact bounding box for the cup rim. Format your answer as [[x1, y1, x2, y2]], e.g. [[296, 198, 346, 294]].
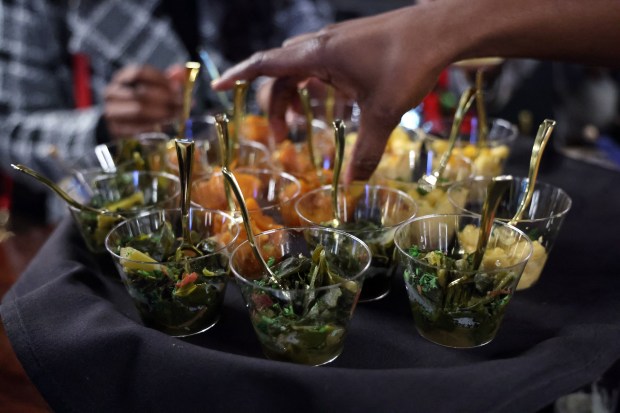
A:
[[104, 207, 240, 264], [421, 117, 519, 146], [66, 170, 181, 216], [294, 182, 418, 231], [447, 176, 573, 222], [394, 213, 533, 274], [230, 226, 372, 294]]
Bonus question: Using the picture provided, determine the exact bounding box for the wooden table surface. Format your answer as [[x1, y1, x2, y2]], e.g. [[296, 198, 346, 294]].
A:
[[1, 212, 54, 412]]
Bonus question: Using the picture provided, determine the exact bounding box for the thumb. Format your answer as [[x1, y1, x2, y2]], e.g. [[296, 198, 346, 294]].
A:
[[344, 110, 399, 183]]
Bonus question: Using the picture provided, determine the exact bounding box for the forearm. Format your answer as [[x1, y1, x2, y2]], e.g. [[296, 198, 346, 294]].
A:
[[430, 0, 620, 67]]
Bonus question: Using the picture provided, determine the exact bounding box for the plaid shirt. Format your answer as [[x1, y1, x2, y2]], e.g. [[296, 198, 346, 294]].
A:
[[0, 0, 331, 209]]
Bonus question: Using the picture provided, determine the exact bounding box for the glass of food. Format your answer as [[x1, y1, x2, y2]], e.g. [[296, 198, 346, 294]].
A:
[[230, 226, 371, 365], [447, 176, 572, 290], [71, 132, 170, 174], [371, 126, 474, 217], [105, 208, 240, 337], [164, 116, 270, 179], [296, 183, 418, 302], [191, 167, 301, 235], [422, 117, 518, 177], [65, 170, 181, 253], [395, 214, 532, 348]]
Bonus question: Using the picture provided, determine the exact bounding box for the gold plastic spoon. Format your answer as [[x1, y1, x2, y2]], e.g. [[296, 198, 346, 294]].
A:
[[298, 87, 318, 174], [509, 119, 556, 226], [178, 62, 201, 141], [446, 176, 511, 293], [475, 69, 489, 150], [221, 167, 282, 287], [470, 176, 513, 272], [325, 85, 336, 126], [418, 87, 477, 194], [231, 80, 249, 165], [214, 113, 236, 213], [328, 119, 346, 227], [174, 139, 203, 259], [10, 164, 123, 219]]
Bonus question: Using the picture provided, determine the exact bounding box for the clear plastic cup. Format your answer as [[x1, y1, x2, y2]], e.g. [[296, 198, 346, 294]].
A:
[[395, 214, 532, 348], [105, 208, 239, 337], [296, 183, 417, 302], [230, 226, 371, 365], [447, 176, 572, 290]]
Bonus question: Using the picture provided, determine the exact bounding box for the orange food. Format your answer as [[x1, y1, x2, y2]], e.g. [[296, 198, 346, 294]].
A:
[[241, 114, 271, 146]]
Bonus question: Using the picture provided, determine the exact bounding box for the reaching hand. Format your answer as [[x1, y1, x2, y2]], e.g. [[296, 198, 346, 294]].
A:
[[213, 6, 447, 182], [104, 65, 183, 139]]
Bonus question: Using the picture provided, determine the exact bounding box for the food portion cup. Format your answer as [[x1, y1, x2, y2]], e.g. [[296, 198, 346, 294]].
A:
[[395, 214, 532, 348], [230, 226, 371, 365], [422, 118, 518, 177], [371, 126, 474, 217], [191, 167, 301, 233], [296, 183, 417, 302], [105, 208, 240, 337], [447, 176, 572, 290], [164, 116, 270, 179], [65, 170, 180, 253]]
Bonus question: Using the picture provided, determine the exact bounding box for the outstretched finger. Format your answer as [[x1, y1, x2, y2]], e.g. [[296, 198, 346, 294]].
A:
[[212, 39, 326, 90]]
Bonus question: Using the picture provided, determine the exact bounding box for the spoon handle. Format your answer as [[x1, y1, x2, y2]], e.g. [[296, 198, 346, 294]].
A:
[[475, 69, 489, 149], [434, 87, 477, 180], [325, 85, 336, 126], [10, 163, 120, 217], [471, 176, 512, 270], [179, 62, 201, 140], [221, 167, 279, 283], [214, 113, 237, 213], [175, 139, 195, 243], [332, 119, 346, 222], [232, 80, 249, 163], [509, 119, 556, 225], [298, 87, 318, 173]]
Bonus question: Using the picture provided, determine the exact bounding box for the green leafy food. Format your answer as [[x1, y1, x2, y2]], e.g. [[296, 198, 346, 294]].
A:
[[403, 248, 518, 347], [246, 244, 360, 365], [113, 223, 229, 336]]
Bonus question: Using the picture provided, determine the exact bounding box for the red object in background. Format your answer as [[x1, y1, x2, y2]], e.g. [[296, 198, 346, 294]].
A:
[[72, 53, 92, 108], [0, 172, 12, 212]]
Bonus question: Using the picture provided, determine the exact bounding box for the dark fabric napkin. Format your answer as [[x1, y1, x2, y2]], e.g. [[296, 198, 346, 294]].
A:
[[3, 140, 620, 413]]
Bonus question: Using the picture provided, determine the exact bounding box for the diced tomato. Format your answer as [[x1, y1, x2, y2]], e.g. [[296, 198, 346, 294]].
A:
[[176, 272, 198, 288]]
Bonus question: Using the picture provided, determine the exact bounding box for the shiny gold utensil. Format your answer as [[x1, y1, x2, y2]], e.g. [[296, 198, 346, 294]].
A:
[[327, 119, 346, 227], [179, 62, 201, 141], [214, 113, 236, 213], [231, 80, 249, 164], [10, 163, 123, 219], [221, 167, 281, 286], [298, 87, 318, 173], [325, 85, 336, 126], [471, 176, 512, 271], [418, 87, 477, 193], [174, 138, 203, 259], [509, 119, 556, 226], [475, 69, 489, 149]]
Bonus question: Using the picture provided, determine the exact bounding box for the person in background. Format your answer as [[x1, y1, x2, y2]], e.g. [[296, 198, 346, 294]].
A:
[[0, 0, 332, 223], [212, 0, 620, 182]]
